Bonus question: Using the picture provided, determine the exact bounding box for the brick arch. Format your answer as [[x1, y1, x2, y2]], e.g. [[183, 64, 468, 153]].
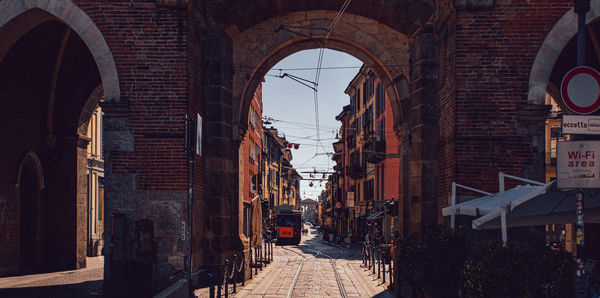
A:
[[528, 0, 600, 104], [15, 151, 44, 190], [211, 0, 434, 37], [234, 10, 410, 136], [78, 84, 103, 136], [0, 0, 120, 102]]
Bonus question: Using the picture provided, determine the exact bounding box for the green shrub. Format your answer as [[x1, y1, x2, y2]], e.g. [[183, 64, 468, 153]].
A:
[[398, 227, 575, 298]]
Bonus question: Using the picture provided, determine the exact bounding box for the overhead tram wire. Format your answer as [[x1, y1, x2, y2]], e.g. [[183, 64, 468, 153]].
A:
[[312, 0, 352, 155]]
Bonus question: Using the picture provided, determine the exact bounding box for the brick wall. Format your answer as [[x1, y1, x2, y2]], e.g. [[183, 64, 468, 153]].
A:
[[74, 0, 191, 294], [436, 1, 571, 212]]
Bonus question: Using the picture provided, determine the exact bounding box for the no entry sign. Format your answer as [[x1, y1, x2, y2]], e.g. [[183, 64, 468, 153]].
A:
[[560, 66, 600, 114]]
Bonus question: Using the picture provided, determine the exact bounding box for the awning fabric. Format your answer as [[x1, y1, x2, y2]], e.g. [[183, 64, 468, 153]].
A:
[[477, 184, 600, 229], [441, 183, 552, 229], [366, 211, 384, 220], [251, 195, 263, 247]]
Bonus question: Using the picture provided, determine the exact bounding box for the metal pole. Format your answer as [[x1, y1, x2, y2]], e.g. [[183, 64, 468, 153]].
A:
[[451, 182, 456, 230], [575, 0, 590, 66], [576, 190, 586, 297], [499, 172, 508, 246], [382, 250, 386, 284]]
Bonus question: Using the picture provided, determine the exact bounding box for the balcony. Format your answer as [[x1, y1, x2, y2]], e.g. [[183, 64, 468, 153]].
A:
[[347, 135, 356, 148], [365, 138, 386, 163], [346, 163, 365, 179]]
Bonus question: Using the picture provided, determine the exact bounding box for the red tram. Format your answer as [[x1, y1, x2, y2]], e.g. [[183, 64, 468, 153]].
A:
[[276, 206, 302, 245]]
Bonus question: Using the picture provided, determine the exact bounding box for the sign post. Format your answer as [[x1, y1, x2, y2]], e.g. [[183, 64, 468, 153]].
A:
[[569, 0, 592, 294], [557, 140, 599, 296]]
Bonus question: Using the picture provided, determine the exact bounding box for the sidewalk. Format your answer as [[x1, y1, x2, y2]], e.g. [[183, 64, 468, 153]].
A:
[[0, 256, 104, 297]]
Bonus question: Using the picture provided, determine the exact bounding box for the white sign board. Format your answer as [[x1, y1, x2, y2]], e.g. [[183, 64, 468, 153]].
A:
[[346, 192, 354, 208], [557, 141, 600, 188], [562, 115, 600, 135], [196, 114, 202, 156]]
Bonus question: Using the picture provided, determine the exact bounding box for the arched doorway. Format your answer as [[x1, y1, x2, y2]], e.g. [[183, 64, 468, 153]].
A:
[[17, 152, 45, 271], [0, 0, 119, 275], [200, 2, 437, 277]]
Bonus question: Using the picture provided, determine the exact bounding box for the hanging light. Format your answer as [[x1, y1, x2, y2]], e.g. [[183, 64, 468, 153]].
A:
[[309, 182, 314, 187]]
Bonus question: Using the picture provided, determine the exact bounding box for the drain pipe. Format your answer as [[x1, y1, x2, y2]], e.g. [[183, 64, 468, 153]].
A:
[[184, 115, 195, 287]]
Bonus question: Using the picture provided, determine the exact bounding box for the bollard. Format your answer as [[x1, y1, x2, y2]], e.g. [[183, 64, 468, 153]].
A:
[[232, 254, 237, 294], [258, 247, 262, 271], [239, 252, 245, 287], [250, 245, 253, 279], [217, 267, 222, 297], [389, 257, 393, 288], [372, 247, 376, 274], [377, 248, 381, 279], [225, 259, 229, 298], [254, 247, 258, 275], [366, 244, 370, 268], [382, 250, 386, 284]]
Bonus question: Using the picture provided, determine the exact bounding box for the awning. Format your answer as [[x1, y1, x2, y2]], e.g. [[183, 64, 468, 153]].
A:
[[442, 183, 552, 229], [366, 211, 384, 220], [477, 184, 600, 229]]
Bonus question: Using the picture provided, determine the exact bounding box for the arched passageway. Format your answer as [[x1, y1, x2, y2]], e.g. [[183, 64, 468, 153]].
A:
[[0, 0, 118, 276], [200, 2, 438, 276]]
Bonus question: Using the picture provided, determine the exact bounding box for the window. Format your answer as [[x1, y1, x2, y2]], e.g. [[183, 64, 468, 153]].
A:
[[365, 179, 374, 201], [376, 82, 384, 117], [377, 116, 385, 141]]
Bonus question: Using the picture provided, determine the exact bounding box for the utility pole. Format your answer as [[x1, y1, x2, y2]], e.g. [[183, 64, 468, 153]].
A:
[[574, 0, 590, 296]]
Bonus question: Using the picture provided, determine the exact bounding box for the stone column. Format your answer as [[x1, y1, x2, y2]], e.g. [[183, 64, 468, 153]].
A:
[[406, 24, 439, 234], [203, 28, 245, 272], [101, 99, 136, 296]]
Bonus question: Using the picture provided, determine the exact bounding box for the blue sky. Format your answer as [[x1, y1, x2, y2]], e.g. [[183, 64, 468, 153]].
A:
[[262, 49, 362, 200]]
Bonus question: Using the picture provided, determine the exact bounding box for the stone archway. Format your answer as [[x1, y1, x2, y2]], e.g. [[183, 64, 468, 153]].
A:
[[0, 0, 120, 102], [0, 0, 120, 275], [232, 11, 411, 134], [16, 151, 45, 271], [528, 0, 600, 104]]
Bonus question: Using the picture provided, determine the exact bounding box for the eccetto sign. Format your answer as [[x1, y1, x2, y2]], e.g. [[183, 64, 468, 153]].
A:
[[562, 115, 600, 135], [557, 140, 600, 188]]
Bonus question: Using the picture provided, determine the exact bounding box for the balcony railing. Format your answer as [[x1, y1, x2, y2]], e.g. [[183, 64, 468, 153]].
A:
[[346, 163, 365, 179], [365, 138, 386, 163]]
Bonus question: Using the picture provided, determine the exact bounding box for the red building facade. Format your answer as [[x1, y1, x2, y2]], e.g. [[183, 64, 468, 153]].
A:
[[242, 84, 263, 236]]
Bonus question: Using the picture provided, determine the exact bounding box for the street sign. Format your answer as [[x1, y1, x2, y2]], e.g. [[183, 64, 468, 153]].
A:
[[557, 141, 600, 188], [346, 192, 354, 208], [335, 201, 342, 209], [562, 115, 600, 134], [560, 66, 600, 114]]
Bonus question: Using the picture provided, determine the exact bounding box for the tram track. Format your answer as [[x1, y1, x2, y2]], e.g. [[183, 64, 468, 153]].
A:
[[281, 245, 347, 298]]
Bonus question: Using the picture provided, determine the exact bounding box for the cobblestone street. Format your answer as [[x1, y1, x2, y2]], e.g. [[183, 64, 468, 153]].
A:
[[230, 226, 394, 298]]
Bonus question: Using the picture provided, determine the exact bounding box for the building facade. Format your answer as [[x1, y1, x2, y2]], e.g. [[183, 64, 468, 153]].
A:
[[242, 84, 263, 238], [86, 105, 104, 257], [2, 0, 599, 295], [330, 66, 401, 244]]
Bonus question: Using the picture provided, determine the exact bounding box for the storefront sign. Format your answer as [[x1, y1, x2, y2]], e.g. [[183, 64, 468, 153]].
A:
[[562, 115, 600, 135], [557, 141, 600, 188], [346, 192, 354, 208]]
